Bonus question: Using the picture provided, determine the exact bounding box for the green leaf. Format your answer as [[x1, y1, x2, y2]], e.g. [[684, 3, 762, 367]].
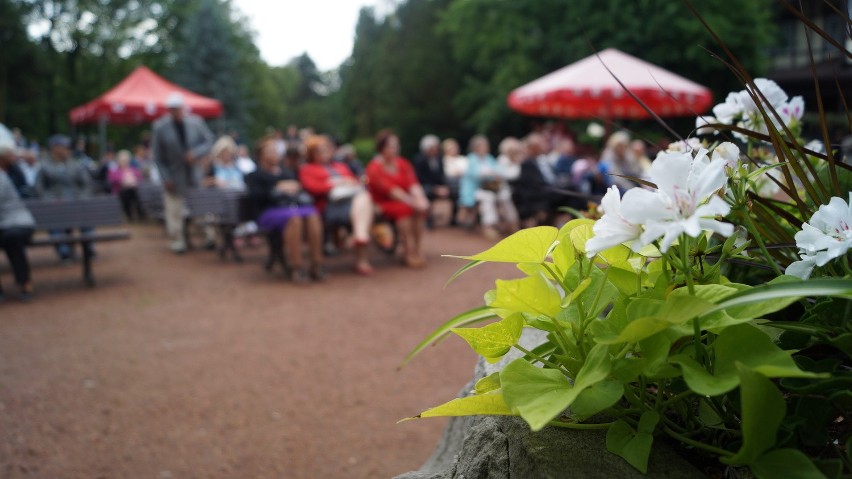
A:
[[605, 410, 659, 474], [444, 260, 483, 286], [750, 449, 828, 479], [474, 372, 502, 394], [723, 365, 786, 466], [500, 359, 572, 431], [491, 274, 562, 318], [401, 306, 497, 367], [568, 223, 595, 255], [701, 278, 852, 321], [402, 391, 513, 422], [569, 380, 624, 420], [597, 293, 714, 344], [671, 324, 823, 396], [453, 314, 524, 362], [449, 226, 559, 263], [501, 344, 612, 431]]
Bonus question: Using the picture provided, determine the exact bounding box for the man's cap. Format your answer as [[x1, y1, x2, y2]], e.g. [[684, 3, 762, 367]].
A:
[[165, 92, 185, 109], [48, 134, 72, 148]]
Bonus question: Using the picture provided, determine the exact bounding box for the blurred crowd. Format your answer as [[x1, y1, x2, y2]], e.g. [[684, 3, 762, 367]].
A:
[[0, 96, 666, 299]]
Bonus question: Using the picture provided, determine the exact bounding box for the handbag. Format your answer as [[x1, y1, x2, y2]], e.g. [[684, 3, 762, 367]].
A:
[[329, 183, 363, 201]]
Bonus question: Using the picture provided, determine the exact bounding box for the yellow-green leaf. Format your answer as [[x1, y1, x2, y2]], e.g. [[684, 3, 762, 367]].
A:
[[491, 274, 562, 318], [453, 314, 524, 362], [402, 392, 513, 422], [449, 226, 558, 264]]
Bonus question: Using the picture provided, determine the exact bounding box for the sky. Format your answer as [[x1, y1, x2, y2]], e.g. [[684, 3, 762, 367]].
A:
[[232, 0, 387, 71]]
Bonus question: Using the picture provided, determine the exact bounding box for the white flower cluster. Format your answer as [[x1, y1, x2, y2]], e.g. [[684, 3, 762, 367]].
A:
[[586, 144, 738, 256], [786, 194, 852, 279], [696, 78, 804, 141]]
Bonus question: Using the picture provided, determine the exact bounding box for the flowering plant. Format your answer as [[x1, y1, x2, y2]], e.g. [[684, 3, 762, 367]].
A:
[[402, 8, 852, 478]]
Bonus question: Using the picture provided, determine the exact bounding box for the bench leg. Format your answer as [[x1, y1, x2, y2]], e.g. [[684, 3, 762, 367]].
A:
[[219, 225, 242, 262], [82, 242, 95, 287]]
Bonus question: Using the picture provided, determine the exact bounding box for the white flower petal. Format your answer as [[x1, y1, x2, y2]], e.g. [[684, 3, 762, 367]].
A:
[[786, 258, 816, 279]]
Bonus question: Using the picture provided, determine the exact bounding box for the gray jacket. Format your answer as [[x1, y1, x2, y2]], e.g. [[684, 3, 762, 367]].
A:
[[0, 171, 35, 229], [35, 158, 93, 200], [151, 113, 215, 195]]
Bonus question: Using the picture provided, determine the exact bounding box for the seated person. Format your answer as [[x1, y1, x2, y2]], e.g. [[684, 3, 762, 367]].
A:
[[206, 136, 246, 191], [35, 134, 95, 261], [366, 129, 429, 269], [299, 135, 374, 275], [461, 135, 518, 239], [107, 150, 144, 221], [514, 133, 582, 225], [245, 137, 324, 283], [412, 134, 451, 226], [0, 127, 35, 301]]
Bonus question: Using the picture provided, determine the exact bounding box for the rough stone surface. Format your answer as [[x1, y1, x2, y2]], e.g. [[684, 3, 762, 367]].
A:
[[395, 330, 706, 479]]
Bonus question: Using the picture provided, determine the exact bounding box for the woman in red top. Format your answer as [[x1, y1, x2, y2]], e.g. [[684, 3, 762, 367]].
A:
[[366, 129, 429, 268], [300, 135, 374, 275]]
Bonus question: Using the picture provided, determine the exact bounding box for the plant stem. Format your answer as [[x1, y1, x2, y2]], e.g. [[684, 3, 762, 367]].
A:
[[513, 344, 566, 373], [548, 420, 614, 430], [741, 210, 783, 276], [663, 426, 734, 457], [680, 235, 695, 294]]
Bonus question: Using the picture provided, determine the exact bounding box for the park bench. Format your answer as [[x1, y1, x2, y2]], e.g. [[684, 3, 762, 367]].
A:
[[137, 181, 165, 221], [24, 195, 131, 286]]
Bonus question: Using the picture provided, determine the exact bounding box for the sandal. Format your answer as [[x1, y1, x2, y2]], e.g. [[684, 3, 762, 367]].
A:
[[289, 269, 308, 285], [310, 265, 328, 282], [354, 263, 374, 276]]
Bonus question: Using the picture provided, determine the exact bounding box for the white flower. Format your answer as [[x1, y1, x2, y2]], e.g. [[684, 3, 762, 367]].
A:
[[585, 186, 642, 256], [586, 122, 605, 139], [712, 92, 745, 124], [785, 194, 852, 279], [620, 150, 733, 252], [702, 79, 805, 142], [695, 116, 717, 135], [666, 138, 702, 153], [779, 96, 804, 125], [711, 142, 740, 169]]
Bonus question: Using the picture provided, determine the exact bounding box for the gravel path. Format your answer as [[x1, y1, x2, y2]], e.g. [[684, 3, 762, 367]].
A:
[[0, 223, 517, 478]]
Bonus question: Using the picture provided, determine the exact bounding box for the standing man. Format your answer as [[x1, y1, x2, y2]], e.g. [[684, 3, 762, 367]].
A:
[[151, 92, 215, 254]]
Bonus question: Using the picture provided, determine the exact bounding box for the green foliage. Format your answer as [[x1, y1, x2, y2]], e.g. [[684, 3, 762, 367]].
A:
[[406, 211, 851, 475]]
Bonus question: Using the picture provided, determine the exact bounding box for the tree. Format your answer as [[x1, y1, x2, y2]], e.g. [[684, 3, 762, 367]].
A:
[[438, 0, 777, 136], [171, 0, 251, 134]]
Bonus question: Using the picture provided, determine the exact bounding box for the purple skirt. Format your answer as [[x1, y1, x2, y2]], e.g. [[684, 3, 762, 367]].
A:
[[257, 206, 318, 231]]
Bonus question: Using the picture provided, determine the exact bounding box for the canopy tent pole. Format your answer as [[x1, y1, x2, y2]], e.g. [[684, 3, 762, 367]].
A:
[[98, 115, 107, 160]]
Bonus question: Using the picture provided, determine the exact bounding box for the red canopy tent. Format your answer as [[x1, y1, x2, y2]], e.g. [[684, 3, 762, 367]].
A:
[[69, 65, 223, 125], [507, 48, 712, 120]]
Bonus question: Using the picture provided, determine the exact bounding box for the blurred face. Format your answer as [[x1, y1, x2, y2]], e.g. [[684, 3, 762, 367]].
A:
[[219, 147, 235, 164], [259, 143, 280, 169], [443, 141, 458, 157], [51, 144, 70, 161], [630, 140, 646, 158], [473, 138, 489, 156], [381, 135, 399, 158], [315, 141, 334, 164], [169, 107, 184, 122]]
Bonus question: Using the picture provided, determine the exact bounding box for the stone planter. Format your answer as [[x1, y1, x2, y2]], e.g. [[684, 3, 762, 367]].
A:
[[396, 331, 705, 479]]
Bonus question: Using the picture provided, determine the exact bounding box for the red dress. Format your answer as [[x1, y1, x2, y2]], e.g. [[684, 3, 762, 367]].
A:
[[299, 162, 357, 213], [366, 156, 420, 220]]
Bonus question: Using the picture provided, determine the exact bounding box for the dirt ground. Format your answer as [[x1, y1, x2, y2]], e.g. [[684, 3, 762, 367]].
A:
[[0, 223, 519, 479]]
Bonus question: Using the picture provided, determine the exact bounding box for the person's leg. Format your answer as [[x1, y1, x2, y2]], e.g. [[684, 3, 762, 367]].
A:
[[163, 191, 187, 252], [476, 190, 500, 239], [80, 227, 96, 256], [119, 189, 133, 220], [411, 211, 427, 265], [498, 187, 519, 233], [0, 228, 34, 296], [350, 192, 374, 273], [283, 216, 305, 281], [305, 213, 325, 280], [395, 216, 414, 264], [49, 229, 71, 259]]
